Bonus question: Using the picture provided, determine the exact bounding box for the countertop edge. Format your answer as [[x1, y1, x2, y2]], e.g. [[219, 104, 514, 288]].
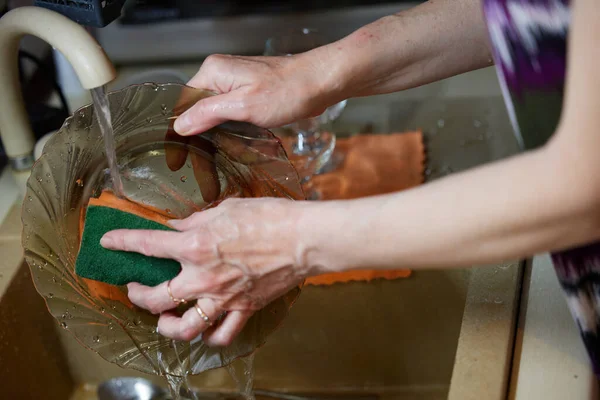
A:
[[448, 261, 523, 400]]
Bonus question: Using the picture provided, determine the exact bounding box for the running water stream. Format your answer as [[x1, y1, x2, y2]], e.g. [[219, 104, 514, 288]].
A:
[[90, 85, 124, 198]]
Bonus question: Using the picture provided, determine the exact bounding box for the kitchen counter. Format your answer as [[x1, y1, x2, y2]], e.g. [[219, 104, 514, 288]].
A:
[[509, 256, 599, 399]]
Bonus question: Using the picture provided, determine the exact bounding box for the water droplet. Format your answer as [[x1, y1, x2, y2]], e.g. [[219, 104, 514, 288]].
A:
[[180, 175, 187, 182], [47, 293, 54, 299], [52, 276, 57, 283], [165, 208, 171, 214], [46, 173, 51, 178], [145, 117, 153, 123], [437, 119, 445, 128], [76, 178, 84, 187], [79, 111, 85, 117], [161, 103, 168, 112], [100, 307, 105, 314], [137, 185, 143, 190], [473, 119, 482, 128], [61, 322, 67, 329], [93, 335, 101, 343], [441, 165, 454, 175], [36, 176, 43, 183]]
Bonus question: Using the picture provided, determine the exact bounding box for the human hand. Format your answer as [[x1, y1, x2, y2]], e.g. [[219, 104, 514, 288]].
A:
[[172, 53, 340, 136], [99, 198, 315, 346], [164, 84, 307, 204]]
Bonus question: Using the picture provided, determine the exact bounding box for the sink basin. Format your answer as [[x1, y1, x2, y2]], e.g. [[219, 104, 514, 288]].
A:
[[0, 67, 523, 400]]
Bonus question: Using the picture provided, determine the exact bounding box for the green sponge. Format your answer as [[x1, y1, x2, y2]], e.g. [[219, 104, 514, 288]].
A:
[[75, 205, 181, 287]]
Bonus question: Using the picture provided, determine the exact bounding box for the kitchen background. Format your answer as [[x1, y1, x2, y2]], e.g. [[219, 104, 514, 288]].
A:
[[0, 0, 422, 171]]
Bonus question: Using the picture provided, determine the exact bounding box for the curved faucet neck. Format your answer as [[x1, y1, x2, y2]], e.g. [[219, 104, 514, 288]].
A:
[[0, 6, 116, 171]]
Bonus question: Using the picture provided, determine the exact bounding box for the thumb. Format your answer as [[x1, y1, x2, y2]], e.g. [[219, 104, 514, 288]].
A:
[[174, 91, 248, 136]]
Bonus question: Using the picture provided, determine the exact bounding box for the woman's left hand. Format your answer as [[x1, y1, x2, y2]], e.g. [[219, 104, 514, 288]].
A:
[[99, 198, 314, 346]]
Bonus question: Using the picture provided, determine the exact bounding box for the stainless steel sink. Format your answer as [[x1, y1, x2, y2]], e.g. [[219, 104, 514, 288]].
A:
[[0, 67, 524, 400]]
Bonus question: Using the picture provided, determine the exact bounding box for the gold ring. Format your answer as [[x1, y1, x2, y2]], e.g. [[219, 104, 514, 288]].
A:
[[167, 280, 187, 305], [194, 302, 212, 326]]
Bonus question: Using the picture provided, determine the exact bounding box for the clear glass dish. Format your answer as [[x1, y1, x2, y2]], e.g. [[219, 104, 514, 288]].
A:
[[21, 83, 304, 377]]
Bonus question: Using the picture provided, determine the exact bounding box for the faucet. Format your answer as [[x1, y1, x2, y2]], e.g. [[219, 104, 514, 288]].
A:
[[0, 6, 116, 193]]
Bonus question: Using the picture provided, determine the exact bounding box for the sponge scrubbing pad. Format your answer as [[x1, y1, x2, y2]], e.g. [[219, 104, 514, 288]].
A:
[[75, 198, 181, 287]]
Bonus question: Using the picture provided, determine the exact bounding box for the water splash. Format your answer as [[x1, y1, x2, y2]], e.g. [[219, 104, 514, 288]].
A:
[[155, 339, 199, 400], [226, 353, 256, 400]]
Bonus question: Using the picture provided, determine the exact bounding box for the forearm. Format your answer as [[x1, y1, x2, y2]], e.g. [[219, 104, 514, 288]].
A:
[[304, 142, 600, 273], [310, 0, 493, 102]]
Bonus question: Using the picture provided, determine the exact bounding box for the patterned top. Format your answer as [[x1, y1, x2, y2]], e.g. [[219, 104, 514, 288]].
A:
[[482, 0, 600, 376]]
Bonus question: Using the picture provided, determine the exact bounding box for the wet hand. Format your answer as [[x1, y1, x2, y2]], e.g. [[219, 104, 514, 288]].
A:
[[99, 198, 313, 346], [172, 54, 333, 135]]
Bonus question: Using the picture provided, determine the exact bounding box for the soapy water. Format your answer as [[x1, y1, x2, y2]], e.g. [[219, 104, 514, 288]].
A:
[[90, 85, 125, 198]]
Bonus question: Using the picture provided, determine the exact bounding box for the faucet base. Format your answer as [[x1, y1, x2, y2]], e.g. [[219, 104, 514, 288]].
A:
[[9, 153, 34, 171]]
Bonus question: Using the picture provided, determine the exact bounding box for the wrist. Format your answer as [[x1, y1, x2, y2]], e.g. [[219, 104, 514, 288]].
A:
[[292, 42, 355, 111], [295, 200, 363, 277]]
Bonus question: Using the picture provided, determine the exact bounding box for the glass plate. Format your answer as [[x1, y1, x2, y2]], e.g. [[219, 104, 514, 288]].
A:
[[21, 83, 304, 377]]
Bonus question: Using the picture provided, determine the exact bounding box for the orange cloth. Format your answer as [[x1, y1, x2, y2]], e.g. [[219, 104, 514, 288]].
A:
[[304, 131, 425, 285], [88, 192, 173, 224], [79, 191, 172, 240], [78, 192, 173, 306]]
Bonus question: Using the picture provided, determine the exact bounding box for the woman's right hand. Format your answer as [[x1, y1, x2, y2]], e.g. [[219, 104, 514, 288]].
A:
[[173, 53, 343, 136]]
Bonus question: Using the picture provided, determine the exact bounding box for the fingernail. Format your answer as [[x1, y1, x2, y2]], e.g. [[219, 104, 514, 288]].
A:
[[100, 235, 114, 248], [174, 111, 191, 134]]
